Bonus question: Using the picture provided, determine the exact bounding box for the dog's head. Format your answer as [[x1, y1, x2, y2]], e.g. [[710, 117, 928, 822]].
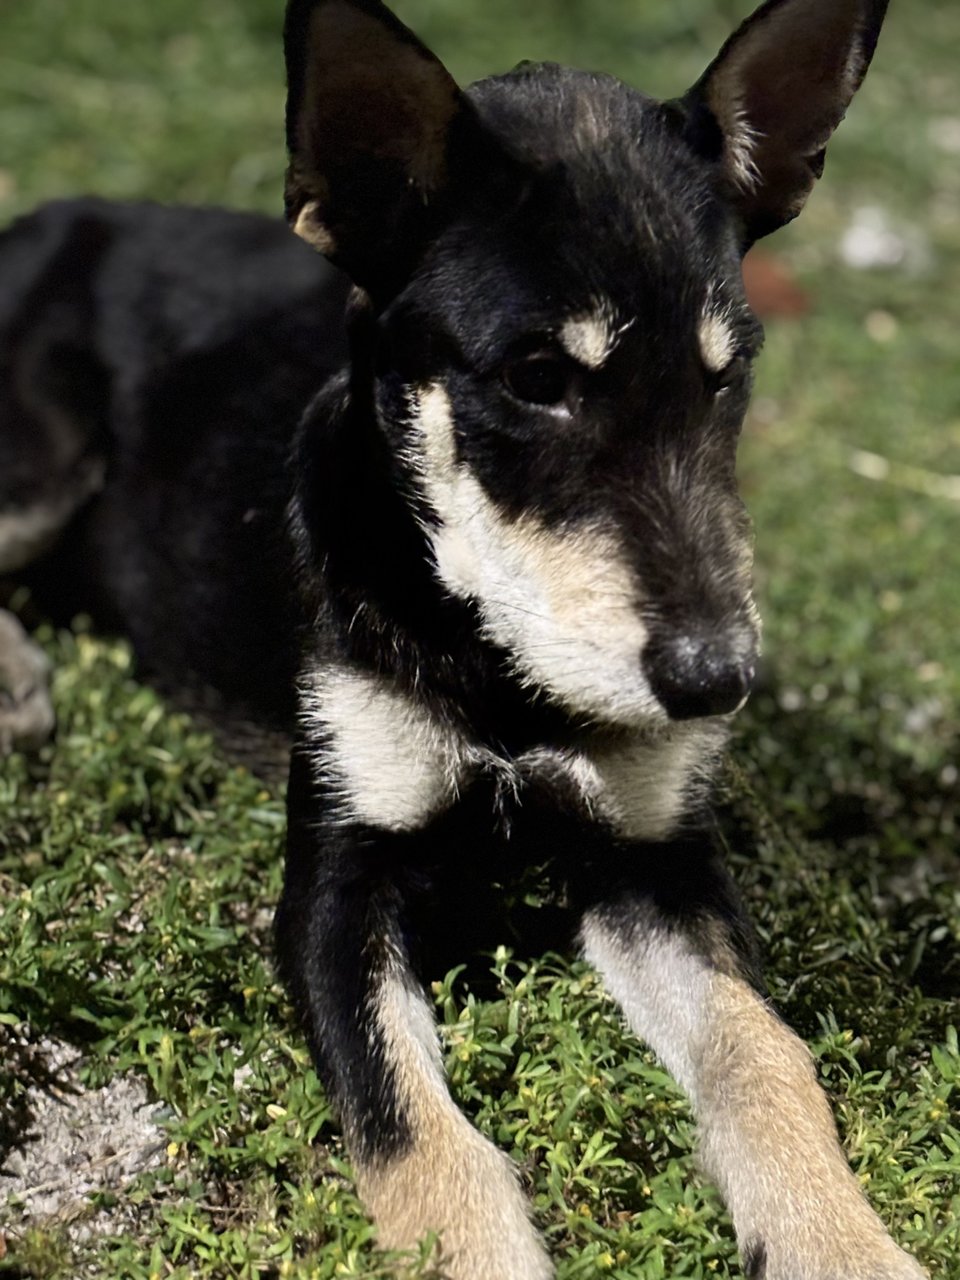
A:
[[284, 0, 886, 730]]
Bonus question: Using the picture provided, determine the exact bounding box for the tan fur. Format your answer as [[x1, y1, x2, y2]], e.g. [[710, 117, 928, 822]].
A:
[[300, 660, 727, 841], [697, 309, 738, 373], [407, 384, 663, 725], [358, 973, 553, 1280], [700, 20, 772, 193], [697, 976, 927, 1278], [559, 308, 618, 370], [583, 910, 926, 1279], [299, 665, 467, 830], [492, 515, 639, 643], [291, 200, 337, 255], [705, 92, 762, 191], [587, 720, 727, 841], [559, 301, 633, 371]]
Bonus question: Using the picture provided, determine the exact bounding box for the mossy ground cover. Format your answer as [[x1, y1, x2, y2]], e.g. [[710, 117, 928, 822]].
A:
[[1, 2, 958, 1277]]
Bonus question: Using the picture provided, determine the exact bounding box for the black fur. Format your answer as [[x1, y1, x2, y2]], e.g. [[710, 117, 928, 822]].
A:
[[744, 1238, 769, 1279], [2, 197, 349, 724]]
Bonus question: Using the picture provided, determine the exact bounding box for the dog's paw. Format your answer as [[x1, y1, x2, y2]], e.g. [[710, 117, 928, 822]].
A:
[[0, 610, 55, 754], [360, 1120, 554, 1280], [743, 1233, 928, 1280]]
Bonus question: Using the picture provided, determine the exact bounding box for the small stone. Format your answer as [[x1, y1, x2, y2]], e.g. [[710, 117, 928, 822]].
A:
[[865, 310, 898, 343], [929, 117, 960, 154]]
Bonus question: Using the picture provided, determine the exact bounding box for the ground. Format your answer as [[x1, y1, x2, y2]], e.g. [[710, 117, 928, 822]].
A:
[[0, 1, 958, 1277]]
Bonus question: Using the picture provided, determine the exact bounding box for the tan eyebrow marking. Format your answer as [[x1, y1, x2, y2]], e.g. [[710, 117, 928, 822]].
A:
[[698, 308, 738, 373], [559, 300, 633, 370]]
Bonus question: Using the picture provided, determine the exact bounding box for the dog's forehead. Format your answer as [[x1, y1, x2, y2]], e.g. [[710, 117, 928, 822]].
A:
[[465, 64, 725, 253], [424, 65, 743, 354], [467, 63, 677, 167]]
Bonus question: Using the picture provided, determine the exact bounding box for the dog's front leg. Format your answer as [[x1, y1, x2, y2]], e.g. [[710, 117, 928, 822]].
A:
[[277, 746, 553, 1280], [577, 838, 927, 1280]]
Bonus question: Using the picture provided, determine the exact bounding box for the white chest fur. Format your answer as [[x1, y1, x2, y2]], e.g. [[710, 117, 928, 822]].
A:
[[300, 663, 725, 840]]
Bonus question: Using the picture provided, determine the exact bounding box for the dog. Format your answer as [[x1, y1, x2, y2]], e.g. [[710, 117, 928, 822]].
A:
[[0, 0, 930, 1276]]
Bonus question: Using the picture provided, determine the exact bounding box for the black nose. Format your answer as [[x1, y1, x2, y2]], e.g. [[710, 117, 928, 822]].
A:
[[644, 633, 755, 721]]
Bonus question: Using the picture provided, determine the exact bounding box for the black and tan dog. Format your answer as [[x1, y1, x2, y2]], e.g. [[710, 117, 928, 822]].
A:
[[0, 0, 928, 1276]]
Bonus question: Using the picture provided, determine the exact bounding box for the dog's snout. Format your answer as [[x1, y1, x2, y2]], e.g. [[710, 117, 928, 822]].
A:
[[643, 632, 755, 721]]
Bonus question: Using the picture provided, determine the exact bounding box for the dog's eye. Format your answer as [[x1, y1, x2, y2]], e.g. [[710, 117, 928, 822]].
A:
[[502, 351, 575, 409], [712, 355, 747, 394]]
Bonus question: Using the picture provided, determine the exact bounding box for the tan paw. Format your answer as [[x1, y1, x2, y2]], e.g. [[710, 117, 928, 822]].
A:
[[744, 1232, 928, 1280]]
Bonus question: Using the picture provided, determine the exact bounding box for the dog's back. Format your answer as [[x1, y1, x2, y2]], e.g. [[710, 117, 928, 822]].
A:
[[0, 197, 350, 725]]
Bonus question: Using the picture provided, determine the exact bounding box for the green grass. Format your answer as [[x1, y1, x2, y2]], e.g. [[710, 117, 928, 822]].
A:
[[1, 1, 959, 1277]]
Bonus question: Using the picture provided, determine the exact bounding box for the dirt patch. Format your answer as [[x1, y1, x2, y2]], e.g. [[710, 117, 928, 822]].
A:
[[1, 1035, 167, 1239]]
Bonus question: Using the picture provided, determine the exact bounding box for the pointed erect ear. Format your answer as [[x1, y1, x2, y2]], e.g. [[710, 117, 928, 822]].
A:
[[284, 0, 466, 291], [680, 0, 888, 247]]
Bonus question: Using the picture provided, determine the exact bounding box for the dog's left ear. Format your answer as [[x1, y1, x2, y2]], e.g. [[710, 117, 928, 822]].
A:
[[284, 0, 466, 293], [680, 0, 888, 247]]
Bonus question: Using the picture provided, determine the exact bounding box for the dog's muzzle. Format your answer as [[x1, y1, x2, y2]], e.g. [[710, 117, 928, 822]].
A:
[[642, 630, 756, 721]]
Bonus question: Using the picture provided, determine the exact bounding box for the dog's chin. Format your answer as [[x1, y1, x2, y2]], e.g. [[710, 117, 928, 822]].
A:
[[542, 679, 672, 736]]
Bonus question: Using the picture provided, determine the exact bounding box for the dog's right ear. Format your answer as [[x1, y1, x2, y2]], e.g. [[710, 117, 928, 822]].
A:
[[284, 0, 466, 293]]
